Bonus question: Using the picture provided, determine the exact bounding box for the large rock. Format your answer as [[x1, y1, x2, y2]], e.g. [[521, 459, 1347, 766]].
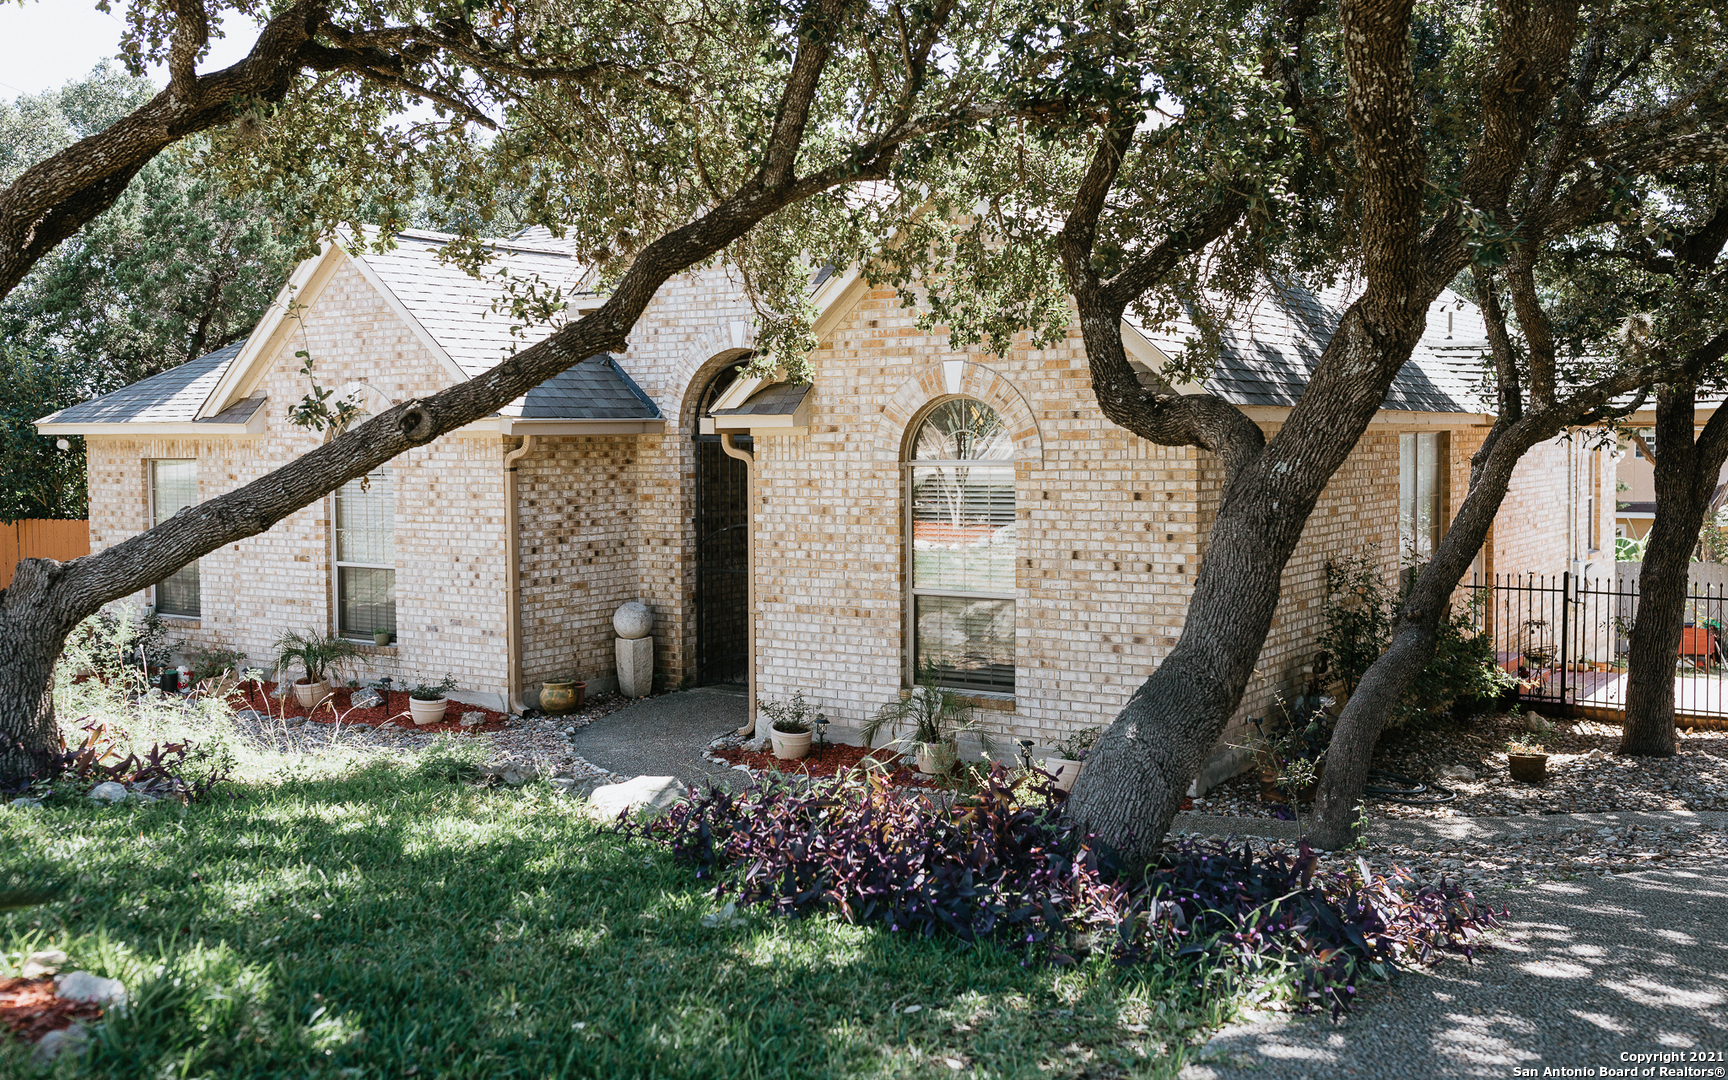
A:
[[55, 971, 127, 1007], [587, 776, 687, 819], [22, 950, 66, 978], [616, 636, 653, 697], [87, 782, 128, 804], [32, 1024, 87, 1065], [350, 688, 384, 709]]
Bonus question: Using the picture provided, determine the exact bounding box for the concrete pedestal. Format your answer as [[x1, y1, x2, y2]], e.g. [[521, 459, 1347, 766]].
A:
[[616, 635, 654, 697]]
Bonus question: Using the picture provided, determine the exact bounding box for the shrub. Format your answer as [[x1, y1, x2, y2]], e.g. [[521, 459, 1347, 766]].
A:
[[629, 768, 1502, 1014], [1318, 551, 1516, 727], [13, 718, 235, 802]]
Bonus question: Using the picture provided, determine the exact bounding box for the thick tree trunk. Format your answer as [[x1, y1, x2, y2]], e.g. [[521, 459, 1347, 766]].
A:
[[1620, 386, 1719, 756], [0, 563, 76, 784]]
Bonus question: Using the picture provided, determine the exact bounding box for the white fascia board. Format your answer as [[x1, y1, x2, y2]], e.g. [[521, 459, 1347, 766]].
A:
[[36, 417, 265, 437], [810, 265, 867, 344], [710, 374, 777, 412], [1119, 321, 1206, 396], [198, 242, 343, 418], [464, 416, 667, 436], [1235, 405, 1493, 427]]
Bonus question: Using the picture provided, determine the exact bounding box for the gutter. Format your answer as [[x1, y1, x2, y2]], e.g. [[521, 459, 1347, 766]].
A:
[[503, 435, 538, 714], [720, 433, 758, 736]]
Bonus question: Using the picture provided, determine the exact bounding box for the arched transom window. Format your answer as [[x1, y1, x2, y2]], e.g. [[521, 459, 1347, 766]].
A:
[[906, 399, 1015, 693]]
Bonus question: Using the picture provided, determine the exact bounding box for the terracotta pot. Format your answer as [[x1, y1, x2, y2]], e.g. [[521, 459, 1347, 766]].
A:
[[409, 696, 449, 727], [917, 742, 958, 776], [540, 680, 585, 715], [294, 678, 332, 709], [1508, 753, 1549, 784], [770, 725, 812, 760], [1043, 756, 1083, 792]]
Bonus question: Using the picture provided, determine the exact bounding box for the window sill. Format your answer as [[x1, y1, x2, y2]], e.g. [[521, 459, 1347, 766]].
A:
[[156, 615, 201, 627], [344, 640, 399, 656], [899, 687, 1015, 712]]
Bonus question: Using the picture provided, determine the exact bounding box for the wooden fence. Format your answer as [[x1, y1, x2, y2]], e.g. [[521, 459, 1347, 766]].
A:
[[0, 519, 90, 589]]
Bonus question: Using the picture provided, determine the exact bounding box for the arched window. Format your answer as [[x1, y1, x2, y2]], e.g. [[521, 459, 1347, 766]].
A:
[[332, 413, 395, 640], [906, 399, 1015, 693]]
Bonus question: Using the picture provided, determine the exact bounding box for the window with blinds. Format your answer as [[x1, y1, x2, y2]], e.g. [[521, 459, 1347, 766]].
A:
[[334, 468, 395, 638], [907, 399, 1015, 693], [150, 460, 200, 617], [1399, 432, 1445, 563]]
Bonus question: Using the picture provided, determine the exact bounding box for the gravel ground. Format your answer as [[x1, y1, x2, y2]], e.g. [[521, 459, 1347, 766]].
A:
[[1184, 713, 1728, 819], [227, 693, 634, 781], [1179, 867, 1728, 1080]]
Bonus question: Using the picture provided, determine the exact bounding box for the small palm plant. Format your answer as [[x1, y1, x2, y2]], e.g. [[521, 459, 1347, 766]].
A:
[[272, 629, 362, 686], [860, 663, 992, 774]]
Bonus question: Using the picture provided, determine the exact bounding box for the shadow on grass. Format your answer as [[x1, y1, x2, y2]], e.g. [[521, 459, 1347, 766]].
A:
[[0, 765, 1210, 1079]]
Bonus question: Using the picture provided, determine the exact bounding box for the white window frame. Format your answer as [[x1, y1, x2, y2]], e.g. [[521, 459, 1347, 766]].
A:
[[1398, 431, 1446, 565], [903, 399, 1017, 696], [148, 459, 200, 619], [329, 467, 397, 641]]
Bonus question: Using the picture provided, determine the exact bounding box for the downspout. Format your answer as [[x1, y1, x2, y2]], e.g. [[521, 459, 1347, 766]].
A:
[[503, 434, 538, 714], [720, 432, 757, 736]]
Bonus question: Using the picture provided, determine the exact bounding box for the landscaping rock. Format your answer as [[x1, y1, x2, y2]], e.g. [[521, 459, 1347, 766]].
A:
[[234, 709, 270, 722], [55, 971, 127, 1008], [480, 762, 539, 786], [9, 797, 42, 809], [350, 688, 384, 709], [21, 950, 67, 978], [1439, 765, 1477, 781], [31, 1023, 87, 1065], [588, 775, 687, 819], [460, 711, 485, 728], [87, 782, 128, 804]]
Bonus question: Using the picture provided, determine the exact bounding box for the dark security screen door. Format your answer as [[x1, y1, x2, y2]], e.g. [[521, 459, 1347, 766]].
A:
[[695, 435, 750, 686]]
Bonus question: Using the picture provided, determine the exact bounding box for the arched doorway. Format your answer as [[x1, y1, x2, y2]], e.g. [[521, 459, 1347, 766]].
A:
[[694, 363, 751, 686]]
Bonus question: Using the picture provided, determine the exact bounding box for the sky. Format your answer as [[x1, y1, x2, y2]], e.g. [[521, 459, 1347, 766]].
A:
[[0, 0, 261, 100]]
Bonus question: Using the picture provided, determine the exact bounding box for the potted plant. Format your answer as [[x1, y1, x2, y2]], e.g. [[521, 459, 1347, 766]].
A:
[[760, 691, 826, 761], [860, 664, 993, 775], [1042, 727, 1100, 793], [272, 630, 362, 710], [373, 629, 392, 647], [540, 678, 586, 715], [1506, 735, 1549, 783], [408, 675, 459, 726]]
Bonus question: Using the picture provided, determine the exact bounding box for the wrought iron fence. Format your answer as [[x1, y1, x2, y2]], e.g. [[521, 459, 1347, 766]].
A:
[[1466, 572, 1728, 717]]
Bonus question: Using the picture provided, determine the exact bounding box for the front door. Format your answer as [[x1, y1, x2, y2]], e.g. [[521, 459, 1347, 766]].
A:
[[694, 434, 750, 686]]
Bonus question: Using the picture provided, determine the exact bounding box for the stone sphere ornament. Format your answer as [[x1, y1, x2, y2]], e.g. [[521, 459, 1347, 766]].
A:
[[613, 601, 654, 640]]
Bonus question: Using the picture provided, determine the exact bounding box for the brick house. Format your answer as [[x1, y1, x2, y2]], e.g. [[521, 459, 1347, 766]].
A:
[[37, 229, 1608, 763]]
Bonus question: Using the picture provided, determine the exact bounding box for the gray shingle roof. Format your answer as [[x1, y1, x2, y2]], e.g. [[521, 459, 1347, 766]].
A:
[[41, 340, 246, 424], [501, 354, 660, 420], [1126, 278, 1493, 413], [361, 229, 597, 379], [712, 382, 811, 417]]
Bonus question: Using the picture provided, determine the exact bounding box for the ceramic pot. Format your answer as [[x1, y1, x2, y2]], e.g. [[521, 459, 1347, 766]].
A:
[[1044, 756, 1083, 792], [294, 678, 332, 709], [373, 630, 392, 647], [770, 725, 812, 760], [917, 742, 958, 776], [540, 680, 585, 715], [409, 696, 449, 727], [1508, 753, 1549, 783]]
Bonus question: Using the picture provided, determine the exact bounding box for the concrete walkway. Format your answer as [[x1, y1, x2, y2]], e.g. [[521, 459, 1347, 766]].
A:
[[1177, 812, 1728, 1080], [566, 687, 747, 785]]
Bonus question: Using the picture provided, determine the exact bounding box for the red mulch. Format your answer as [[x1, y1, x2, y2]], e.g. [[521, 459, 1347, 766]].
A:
[[712, 742, 925, 785], [0, 978, 102, 1044], [231, 682, 511, 734]]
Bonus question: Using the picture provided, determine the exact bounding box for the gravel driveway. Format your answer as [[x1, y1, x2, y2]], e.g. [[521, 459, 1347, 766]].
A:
[[1178, 865, 1728, 1079]]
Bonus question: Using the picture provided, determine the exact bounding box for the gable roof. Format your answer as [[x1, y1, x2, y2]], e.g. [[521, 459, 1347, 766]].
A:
[[1124, 279, 1494, 415], [38, 229, 661, 435]]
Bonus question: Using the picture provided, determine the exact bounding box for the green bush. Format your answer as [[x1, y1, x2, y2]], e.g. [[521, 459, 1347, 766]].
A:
[[1318, 552, 1515, 727]]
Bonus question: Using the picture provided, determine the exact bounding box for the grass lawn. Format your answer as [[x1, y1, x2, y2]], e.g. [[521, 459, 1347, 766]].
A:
[[1, 762, 1238, 1079]]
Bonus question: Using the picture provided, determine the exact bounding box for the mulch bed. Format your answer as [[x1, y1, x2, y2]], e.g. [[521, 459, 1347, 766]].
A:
[[711, 743, 925, 785], [0, 978, 101, 1044], [230, 682, 511, 735]]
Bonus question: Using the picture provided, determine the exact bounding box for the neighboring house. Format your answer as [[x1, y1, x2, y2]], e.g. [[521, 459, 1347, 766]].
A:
[[36, 230, 1605, 771], [1614, 405, 1728, 546]]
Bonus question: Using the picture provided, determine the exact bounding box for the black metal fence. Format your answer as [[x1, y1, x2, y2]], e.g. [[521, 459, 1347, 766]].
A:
[[1466, 572, 1728, 717]]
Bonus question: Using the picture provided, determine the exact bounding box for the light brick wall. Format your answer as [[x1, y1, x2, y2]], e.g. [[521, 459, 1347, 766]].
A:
[[1493, 436, 1616, 580], [84, 253, 510, 695]]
